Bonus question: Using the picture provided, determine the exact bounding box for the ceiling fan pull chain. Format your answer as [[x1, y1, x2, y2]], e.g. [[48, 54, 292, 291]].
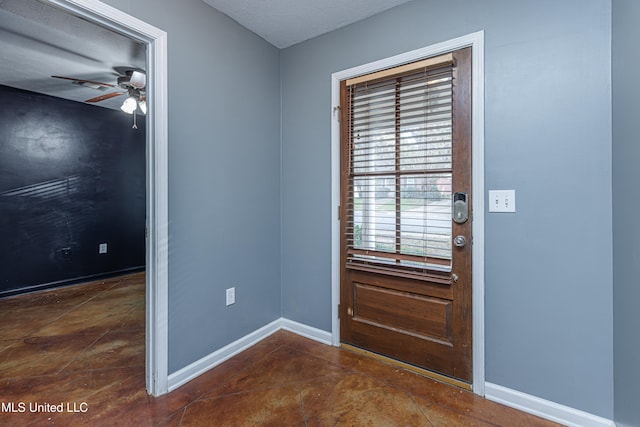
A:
[[132, 110, 138, 130]]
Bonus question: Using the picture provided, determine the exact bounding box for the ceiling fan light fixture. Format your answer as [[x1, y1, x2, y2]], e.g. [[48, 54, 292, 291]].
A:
[[129, 71, 146, 89], [138, 99, 147, 115], [120, 96, 137, 114]]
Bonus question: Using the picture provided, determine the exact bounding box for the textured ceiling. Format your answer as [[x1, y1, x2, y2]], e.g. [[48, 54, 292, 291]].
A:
[[0, 0, 145, 111], [202, 0, 415, 48]]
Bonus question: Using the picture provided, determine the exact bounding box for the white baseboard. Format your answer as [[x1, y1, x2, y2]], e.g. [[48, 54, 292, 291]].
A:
[[485, 383, 616, 427], [167, 318, 332, 391], [167, 318, 282, 391], [279, 318, 333, 345]]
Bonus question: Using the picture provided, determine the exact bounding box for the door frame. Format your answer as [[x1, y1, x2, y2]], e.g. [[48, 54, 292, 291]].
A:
[[42, 0, 169, 396], [330, 31, 485, 395]]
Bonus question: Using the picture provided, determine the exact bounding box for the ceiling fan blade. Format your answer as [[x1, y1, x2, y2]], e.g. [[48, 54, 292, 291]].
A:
[[84, 92, 125, 103], [51, 75, 116, 87]]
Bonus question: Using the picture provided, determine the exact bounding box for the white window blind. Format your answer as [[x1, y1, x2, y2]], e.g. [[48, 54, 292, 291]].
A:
[[345, 55, 454, 275]]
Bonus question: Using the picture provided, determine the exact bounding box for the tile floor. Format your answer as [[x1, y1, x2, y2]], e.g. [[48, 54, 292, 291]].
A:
[[0, 273, 562, 426]]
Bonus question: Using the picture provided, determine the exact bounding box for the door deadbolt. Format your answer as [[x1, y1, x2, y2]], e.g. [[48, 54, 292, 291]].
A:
[[454, 235, 467, 248], [453, 192, 469, 224]]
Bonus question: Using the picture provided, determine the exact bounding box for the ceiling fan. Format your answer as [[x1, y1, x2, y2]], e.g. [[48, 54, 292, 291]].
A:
[[51, 68, 146, 113], [51, 69, 147, 128]]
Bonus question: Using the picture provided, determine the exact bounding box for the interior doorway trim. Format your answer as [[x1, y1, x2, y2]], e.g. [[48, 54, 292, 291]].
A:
[[330, 31, 485, 395], [41, 0, 169, 396]]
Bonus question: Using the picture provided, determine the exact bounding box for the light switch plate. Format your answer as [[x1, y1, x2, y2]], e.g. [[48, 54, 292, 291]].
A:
[[489, 190, 516, 213], [99, 243, 108, 254], [226, 287, 235, 306]]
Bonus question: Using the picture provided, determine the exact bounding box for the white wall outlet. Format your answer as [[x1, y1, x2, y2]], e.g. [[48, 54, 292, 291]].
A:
[[489, 190, 516, 213], [99, 243, 108, 254], [226, 287, 235, 306]]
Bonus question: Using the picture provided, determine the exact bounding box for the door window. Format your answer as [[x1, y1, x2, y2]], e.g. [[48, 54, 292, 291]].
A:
[[343, 53, 455, 276]]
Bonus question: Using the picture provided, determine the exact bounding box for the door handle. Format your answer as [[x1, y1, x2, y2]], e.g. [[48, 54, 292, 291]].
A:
[[453, 235, 466, 248]]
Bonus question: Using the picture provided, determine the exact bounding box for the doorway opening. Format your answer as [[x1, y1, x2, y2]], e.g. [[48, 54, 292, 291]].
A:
[[42, 0, 169, 396]]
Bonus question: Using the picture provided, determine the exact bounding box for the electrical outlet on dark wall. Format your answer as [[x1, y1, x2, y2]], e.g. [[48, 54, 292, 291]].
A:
[[0, 84, 146, 296]]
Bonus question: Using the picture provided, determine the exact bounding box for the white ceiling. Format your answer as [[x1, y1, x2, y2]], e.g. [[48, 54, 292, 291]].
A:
[[0, 0, 145, 110], [202, 0, 415, 48]]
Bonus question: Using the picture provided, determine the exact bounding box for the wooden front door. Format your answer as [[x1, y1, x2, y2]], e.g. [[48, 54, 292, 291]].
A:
[[339, 47, 472, 383]]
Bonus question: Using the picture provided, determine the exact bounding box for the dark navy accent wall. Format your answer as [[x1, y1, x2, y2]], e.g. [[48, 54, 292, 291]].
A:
[[0, 84, 145, 296]]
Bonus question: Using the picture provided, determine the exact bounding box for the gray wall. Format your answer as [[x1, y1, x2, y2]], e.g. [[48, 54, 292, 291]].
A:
[[281, 0, 613, 418], [97, 0, 618, 419], [612, 1, 640, 426], [100, 0, 282, 373]]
